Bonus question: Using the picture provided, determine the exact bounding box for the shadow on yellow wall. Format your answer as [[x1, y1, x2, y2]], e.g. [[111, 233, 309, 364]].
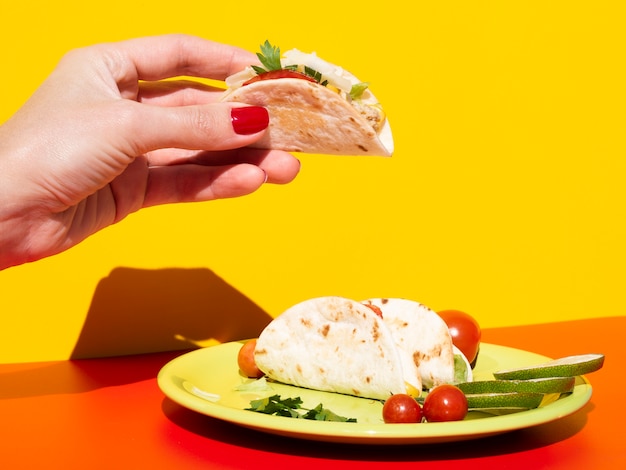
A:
[[70, 267, 272, 359]]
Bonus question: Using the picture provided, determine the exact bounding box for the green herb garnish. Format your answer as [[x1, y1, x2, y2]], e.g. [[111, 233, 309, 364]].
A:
[[253, 40, 283, 74], [350, 82, 369, 100], [246, 394, 357, 422]]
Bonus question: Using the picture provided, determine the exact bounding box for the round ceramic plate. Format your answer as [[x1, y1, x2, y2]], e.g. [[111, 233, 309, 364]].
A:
[[157, 342, 592, 444]]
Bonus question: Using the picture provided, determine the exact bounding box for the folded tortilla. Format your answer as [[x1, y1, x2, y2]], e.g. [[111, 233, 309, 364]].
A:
[[254, 297, 407, 400], [362, 298, 456, 389], [220, 52, 393, 156], [254, 296, 457, 400]]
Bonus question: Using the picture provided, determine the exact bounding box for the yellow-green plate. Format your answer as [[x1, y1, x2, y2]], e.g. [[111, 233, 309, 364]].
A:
[[157, 342, 592, 444]]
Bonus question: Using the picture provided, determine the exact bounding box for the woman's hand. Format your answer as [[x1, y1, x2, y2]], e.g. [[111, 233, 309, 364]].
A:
[[0, 34, 300, 269]]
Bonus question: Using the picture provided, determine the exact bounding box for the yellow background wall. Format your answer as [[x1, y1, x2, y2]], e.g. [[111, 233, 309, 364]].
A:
[[1, 1, 624, 362]]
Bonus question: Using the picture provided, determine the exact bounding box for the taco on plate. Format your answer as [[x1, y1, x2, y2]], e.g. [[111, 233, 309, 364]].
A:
[[220, 41, 393, 156], [254, 296, 458, 400]]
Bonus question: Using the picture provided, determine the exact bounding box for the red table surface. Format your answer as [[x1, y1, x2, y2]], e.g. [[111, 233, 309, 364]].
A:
[[1, 317, 623, 470]]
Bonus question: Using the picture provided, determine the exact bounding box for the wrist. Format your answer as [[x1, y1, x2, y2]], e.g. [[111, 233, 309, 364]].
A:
[[0, 201, 31, 270], [0, 145, 40, 270]]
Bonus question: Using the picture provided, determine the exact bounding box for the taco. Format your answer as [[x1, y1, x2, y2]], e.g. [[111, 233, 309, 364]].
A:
[[254, 296, 458, 400], [220, 41, 394, 156]]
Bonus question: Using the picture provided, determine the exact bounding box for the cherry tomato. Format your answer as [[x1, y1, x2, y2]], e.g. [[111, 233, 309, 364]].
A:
[[382, 394, 423, 423], [422, 385, 468, 422], [237, 339, 264, 378], [242, 70, 318, 86], [437, 309, 481, 365]]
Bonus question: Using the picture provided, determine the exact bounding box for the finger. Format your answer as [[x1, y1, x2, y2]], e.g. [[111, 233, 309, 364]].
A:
[[146, 148, 301, 184], [97, 34, 256, 83], [186, 148, 301, 184], [234, 149, 301, 185], [137, 80, 225, 107], [142, 163, 267, 207], [120, 101, 269, 155]]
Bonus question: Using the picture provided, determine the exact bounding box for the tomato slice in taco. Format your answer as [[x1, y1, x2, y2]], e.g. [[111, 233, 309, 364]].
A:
[[220, 41, 394, 157]]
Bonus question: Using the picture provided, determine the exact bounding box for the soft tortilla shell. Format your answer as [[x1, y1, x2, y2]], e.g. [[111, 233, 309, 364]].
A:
[[254, 296, 405, 400], [221, 79, 393, 156], [363, 298, 456, 389]]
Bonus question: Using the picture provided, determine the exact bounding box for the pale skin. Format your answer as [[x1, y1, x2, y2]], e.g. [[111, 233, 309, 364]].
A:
[[0, 34, 301, 270]]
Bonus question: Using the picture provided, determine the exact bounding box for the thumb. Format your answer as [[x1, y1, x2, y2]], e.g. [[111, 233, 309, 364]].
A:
[[121, 102, 270, 155]]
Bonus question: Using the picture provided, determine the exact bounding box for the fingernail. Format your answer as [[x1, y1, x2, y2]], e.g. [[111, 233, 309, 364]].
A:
[[231, 106, 269, 135]]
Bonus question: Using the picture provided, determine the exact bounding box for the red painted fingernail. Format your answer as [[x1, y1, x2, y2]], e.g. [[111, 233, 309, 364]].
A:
[[231, 106, 269, 135]]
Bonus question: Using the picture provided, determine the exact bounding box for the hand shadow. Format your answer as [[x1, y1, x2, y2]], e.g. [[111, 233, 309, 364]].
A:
[[70, 266, 273, 359]]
